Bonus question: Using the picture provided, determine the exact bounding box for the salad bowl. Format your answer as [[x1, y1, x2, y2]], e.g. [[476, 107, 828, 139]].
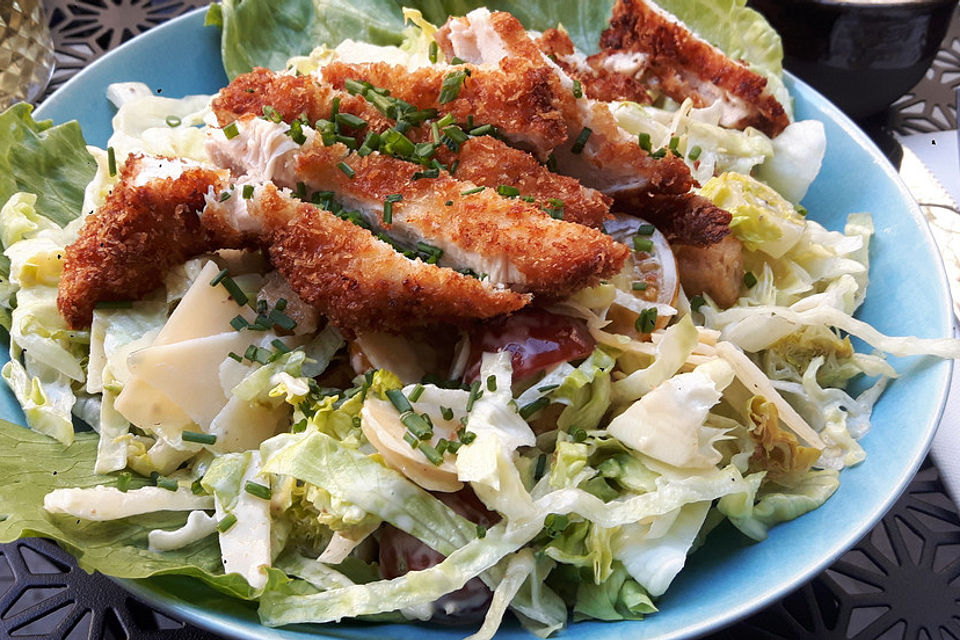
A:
[[10, 4, 954, 640]]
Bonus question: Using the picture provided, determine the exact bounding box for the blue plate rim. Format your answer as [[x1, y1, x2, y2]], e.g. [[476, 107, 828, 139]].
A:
[[29, 5, 955, 640]]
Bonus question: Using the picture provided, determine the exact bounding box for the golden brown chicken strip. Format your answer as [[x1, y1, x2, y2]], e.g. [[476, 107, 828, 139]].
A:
[[206, 116, 629, 299], [435, 9, 694, 200], [293, 142, 629, 299], [599, 0, 790, 137], [212, 67, 611, 228], [319, 59, 568, 158], [57, 156, 227, 328], [212, 67, 393, 133], [205, 184, 530, 334], [535, 28, 653, 104], [435, 137, 612, 229]]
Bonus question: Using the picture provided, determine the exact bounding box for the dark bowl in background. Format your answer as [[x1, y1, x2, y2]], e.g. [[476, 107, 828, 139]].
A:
[[751, 0, 958, 120]]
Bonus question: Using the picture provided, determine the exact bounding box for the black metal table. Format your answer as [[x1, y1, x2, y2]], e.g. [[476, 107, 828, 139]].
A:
[[4, 1, 959, 638]]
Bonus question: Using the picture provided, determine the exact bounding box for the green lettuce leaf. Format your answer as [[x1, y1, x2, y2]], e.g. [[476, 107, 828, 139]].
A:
[[572, 563, 656, 622], [214, 0, 406, 79], [0, 103, 96, 226], [402, 0, 617, 53], [0, 421, 256, 599]]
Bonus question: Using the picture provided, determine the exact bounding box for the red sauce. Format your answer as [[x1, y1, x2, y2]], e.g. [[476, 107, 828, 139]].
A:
[[465, 308, 595, 382]]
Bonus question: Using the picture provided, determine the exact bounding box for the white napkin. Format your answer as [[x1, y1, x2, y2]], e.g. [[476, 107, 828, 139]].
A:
[[898, 131, 960, 505]]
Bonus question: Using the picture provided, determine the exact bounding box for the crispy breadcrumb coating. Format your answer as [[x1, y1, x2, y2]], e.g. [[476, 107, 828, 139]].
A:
[[599, 0, 790, 137], [292, 140, 630, 298], [57, 156, 226, 328], [241, 186, 531, 334], [436, 10, 694, 200], [214, 69, 612, 228], [320, 60, 568, 158]]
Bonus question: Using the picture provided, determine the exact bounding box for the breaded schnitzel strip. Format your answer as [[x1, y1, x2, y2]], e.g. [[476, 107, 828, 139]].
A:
[[206, 116, 629, 297], [599, 0, 790, 137], [214, 68, 611, 228], [535, 28, 654, 105], [436, 9, 693, 199], [212, 67, 393, 132], [204, 184, 529, 333], [319, 60, 568, 158], [292, 142, 629, 298], [435, 137, 611, 229], [57, 156, 227, 328]]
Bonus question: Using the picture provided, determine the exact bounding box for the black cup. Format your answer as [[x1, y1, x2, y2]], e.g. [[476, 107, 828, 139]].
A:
[[750, 0, 958, 120]]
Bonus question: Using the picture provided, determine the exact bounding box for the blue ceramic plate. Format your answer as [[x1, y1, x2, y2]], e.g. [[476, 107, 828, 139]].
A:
[[24, 6, 954, 640]]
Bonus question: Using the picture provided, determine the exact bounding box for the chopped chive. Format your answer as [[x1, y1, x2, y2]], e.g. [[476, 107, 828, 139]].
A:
[[331, 96, 341, 118], [445, 439, 462, 453], [573, 79, 583, 99], [451, 56, 466, 65], [412, 168, 440, 180], [155, 475, 178, 491], [334, 134, 357, 149], [271, 339, 290, 354], [445, 200, 453, 206], [486, 375, 497, 392], [476, 524, 487, 539], [223, 121, 239, 139], [443, 125, 469, 144], [217, 513, 238, 532], [344, 78, 367, 94], [546, 152, 558, 172], [191, 478, 207, 495], [403, 431, 419, 448], [743, 271, 758, 288], [571, 127, 592, 154], [461, 186, 485, 196], [227, 351, 243, 362], [690, 294, 706, 312], [165, 115, 182, 127], [669, 136, 680, 153], [182, 431, 217, 445], [635, 308, 658, 333], [521, 195, 536, 203], [650, 148, 667, 159], [218, 191, 232, 202], [537, 383, 560, 393], [218, 275, 249, 306], [440, 406, 454, 421], [275, 298, 288, 311], [569, 425, 588, 442], [437, 113, 455, 128], [117, 471, 131, 492], [469, 124, 493, 136], [268, 309, 296, 331], [419, 442, 444, 466], [496, 185, 520, 198], [633, 236, 654, 253], [242, 184, 254, 199], [632, 281, 648, 291], [95, 300, 133, 310], [519, 397, 550, 420], [401, 412, 433, 440], [457, 427, 477, 444], [229, 315, 249, 331], [534, 453, 547, 480], [435, 439, 449, 455], [261, 105, 281, 122], [638, 132, 652, 152], [688, 145, 702, 161], [636, 223, 656, 235], [544, 197, 565, 220], [466, 380, 482, 412], [796, 204, 808, 217], [429, 40, 439, 64], [244, 481, 272, 500], [386, 388, 413, 414], [383, 200, 394, 224], [337, 162, 355, 178], [408, 383, 425, 403], [107, 146, 117, 177], [336, 112, 367, 129], [438, 69, 469, 103]]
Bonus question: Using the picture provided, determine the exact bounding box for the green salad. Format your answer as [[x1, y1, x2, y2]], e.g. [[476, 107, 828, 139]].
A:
[[0, 1, 957, 638]]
